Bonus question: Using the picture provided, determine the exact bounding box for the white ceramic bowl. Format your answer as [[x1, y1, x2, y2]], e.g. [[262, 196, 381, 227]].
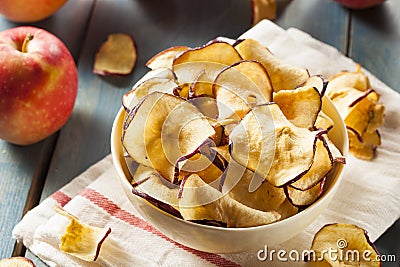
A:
[[111, 96, 348, 253]]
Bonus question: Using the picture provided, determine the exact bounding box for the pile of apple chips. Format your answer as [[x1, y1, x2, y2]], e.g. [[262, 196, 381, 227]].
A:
[[326, 65, 385, 160], [121, 39, 346, 228]]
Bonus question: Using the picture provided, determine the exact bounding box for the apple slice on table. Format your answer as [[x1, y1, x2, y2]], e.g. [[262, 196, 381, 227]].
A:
[[93, 33, 137, 76], [234, 38, 310, 92], [0, 257, 36, 267], [213, 60, 273, 120], [122, 92, 215, 183], [0, 26, 78, 145]]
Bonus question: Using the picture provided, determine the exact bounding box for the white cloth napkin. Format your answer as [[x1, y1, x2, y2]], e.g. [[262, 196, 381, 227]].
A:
[[12, 20, 400, 267]]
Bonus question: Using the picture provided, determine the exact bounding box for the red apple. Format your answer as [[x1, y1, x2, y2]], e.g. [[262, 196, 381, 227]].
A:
[[0, 0, 67, 23], [333, 0, 385, 9], [0, 26, 78, 145]]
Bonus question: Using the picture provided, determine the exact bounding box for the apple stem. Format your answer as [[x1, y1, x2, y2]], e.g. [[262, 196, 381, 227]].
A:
[[21, 33, 34, 53]]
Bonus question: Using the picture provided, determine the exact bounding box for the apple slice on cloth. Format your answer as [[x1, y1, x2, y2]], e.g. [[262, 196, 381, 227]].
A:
[[0, 257, 36, 267], [55, 206, 111, 262], [0, 26, 78, 145], [93, 33, 137, 76], [122, 92, 215, 183], [310, 223, 381, 266]]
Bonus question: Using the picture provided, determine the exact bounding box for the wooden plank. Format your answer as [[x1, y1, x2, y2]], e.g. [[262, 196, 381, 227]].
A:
[[0, 0, 94, 259], [275, 0, 349, 53], [349, 1, 400, 262], [349, 1, 400, 92]]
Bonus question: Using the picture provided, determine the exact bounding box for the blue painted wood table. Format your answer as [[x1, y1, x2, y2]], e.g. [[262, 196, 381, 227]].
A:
[[0, 0, 399, 266]]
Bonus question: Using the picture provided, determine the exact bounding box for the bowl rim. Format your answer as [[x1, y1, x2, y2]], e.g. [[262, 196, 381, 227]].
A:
[[110, 95, 349, 232]]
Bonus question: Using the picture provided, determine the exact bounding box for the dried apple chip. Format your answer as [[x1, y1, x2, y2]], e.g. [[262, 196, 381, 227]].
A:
[[290, 137, 333, 191], [122, 92, 215, 183], [230, 103, 321, 188], [172, 41, 242, 90], [93, 33, 137, 76], [234, 38, 309, 92], [122, 77, 180, 112], [348, 128, 381, 160], [273, 86, 322, 129], [146, 46, 190, 70], [132, 165, 180, 208], [315, 111, 334, 131], [310, 223, 380, 266], [179, 174, 280, 227], [299, 75, 329, 96], [224, 160, 287, 212], [55, 206, 111, 262], [0, 257, 36, 267], [213, 60, 273, 120], [327, 64, 371, 92], [285, 178, 325, 207]]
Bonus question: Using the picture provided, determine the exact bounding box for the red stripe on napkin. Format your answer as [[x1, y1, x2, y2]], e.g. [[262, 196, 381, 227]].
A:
[[50, 191, 71, 207], [79, 188, 241, 267]]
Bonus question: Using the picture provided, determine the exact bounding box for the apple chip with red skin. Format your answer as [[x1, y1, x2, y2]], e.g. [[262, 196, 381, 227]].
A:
[[122, 77, 180, 112], [93, 33, 137, 76], [172, 41, 242, 92], [327, 83, 384, 160], [290, 137, 333, 191], [273, 86, 322, 130], [0, 257, 36, 267], [230, 103, 322, 188], [285, 178, 325, 207], [213, 60, 273, 120], [327, 64, 370, 92], [122, 92, 215, 183], [146, 46, 190, 70], [234, 38, 310, 92], [178, 174, 280, 227], [310, 223, 381, 267]]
